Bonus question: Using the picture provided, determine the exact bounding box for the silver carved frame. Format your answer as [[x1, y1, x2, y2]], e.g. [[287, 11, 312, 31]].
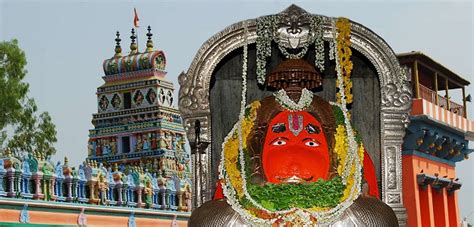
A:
[[179, 8, 412, 226]]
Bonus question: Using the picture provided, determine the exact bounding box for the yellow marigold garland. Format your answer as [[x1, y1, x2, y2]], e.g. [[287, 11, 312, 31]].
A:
[[334, 123, 365, 202], [223, 100, 261, 198], [335, 17, 353, 106], [334, 124, 347, 175]]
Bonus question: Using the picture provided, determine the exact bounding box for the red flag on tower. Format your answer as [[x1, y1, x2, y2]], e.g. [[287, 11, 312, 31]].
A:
[[133, 8, 140, 28]]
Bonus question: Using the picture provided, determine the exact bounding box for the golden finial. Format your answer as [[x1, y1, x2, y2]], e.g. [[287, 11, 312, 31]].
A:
[[64, 156, 69, 166], [146, 26, 153, 52], [113, 163, 118, 172], [130, 28, 138, 54], [114, 31, 122, 58]]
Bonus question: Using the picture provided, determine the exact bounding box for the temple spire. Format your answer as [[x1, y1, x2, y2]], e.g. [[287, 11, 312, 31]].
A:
[[114, 31, 122, 58], [146, 25, 154, 52], [130, 28, 138, 54]]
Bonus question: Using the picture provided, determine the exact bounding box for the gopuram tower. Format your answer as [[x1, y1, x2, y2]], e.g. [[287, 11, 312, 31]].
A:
[[87, 27, 190, 186]]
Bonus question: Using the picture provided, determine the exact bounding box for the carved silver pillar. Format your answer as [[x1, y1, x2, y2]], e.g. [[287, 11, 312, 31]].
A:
[[379, 82, 412, 226]]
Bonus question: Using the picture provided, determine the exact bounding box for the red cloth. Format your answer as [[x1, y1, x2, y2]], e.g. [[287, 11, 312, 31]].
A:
[[212, 150, 381, 200], [363, 150, 380, 198], [213, 180, 224, 200]]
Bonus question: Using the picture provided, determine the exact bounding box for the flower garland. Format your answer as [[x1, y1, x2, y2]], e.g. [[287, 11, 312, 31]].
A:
[[335, 18, 353, 106], [311, 16, 325, 72], [256, 15, 278, 85], [277, 44, 309, 60], [273, 88, 314, 111]]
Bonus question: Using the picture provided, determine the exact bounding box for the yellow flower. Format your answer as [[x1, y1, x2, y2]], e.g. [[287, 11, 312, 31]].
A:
[[335, 17, 353, 106], [222, 101, 260, 198], [341, 164, 356, 201], [334, 125, 347, 176]]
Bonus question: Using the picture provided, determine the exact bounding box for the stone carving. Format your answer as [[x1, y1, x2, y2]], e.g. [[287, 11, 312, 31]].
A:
[[77, 208, 87, 227], [19, 204, 29, 223], [381, 83, 412, 110], [388, 193, 401, 204], [386, 146, 397, 190], [128, 212, 136, 227], [276, 5, 313, 50]]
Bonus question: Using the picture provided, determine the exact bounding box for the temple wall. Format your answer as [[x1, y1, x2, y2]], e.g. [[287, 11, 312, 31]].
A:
[[0, 199, 189, 226], [402, 154, 459, 227]]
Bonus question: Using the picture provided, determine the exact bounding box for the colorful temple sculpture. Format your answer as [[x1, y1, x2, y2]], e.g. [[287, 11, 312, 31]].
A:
[[0, 26, 191, 226], [89, 26, 191, 210], [398, 52, 473, 227]]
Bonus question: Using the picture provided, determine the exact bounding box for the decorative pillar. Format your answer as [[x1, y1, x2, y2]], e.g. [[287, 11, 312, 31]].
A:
[[434, 72, 439, 105], [67, 181, 73, 201], [42, 179, 47, 200], [153, 189, 159, 208], [33, 177, 42, 199], [419, 185, 435, 226], [462, 87, 467, 117], [161, 190, 167, 209], [445, 78, 450, 110], [136, 189, 143, 208], [432, 188, 450, 226], [50, 178, 56, 200], [178, 190, 184, 210], [117, 187, 123, 205], [89, 182, 95, 203], [8, 172, 15, 197], [413, 61, 420, 99]]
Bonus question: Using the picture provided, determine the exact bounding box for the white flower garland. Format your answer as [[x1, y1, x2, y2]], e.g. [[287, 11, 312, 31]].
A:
[[277, 43, 309, 59], [274, 88, 314, 111], [218, 18, 362, 226]]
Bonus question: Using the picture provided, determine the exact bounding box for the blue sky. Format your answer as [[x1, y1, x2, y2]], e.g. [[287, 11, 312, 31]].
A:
[[1, 0, 473, 221]]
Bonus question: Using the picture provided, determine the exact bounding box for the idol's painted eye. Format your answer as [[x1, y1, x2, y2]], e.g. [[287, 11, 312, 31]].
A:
[[304, 140, 319, 147], [270, 137, 288, 146], [272, 140, 287, 146], [305, 141, 319, 147]]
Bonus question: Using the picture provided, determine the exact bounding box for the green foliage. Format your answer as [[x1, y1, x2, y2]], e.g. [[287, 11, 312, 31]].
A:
[[246, 177, 345, 211], [8, 110, 57, 157], [0, 39, 29, 129], [241, 147, 344, 211], [332, 105, 344, 125], [353, 128, 362, 144], [0, 39, 57, 157]]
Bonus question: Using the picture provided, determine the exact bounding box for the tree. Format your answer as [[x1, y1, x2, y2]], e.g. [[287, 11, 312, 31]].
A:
[[0, 39, 29, 129], [0, 39, 57, 158]]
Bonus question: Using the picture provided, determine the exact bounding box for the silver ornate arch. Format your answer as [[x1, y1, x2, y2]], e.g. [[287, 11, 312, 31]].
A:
[[179, 6, 411, 226]]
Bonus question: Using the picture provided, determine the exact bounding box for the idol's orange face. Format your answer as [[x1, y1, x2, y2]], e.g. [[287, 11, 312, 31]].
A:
[[262, 111, 330, 184]]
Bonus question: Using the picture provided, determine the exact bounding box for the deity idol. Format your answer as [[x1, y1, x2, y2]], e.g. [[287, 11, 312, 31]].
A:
[[189, 59, 398, 226]]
